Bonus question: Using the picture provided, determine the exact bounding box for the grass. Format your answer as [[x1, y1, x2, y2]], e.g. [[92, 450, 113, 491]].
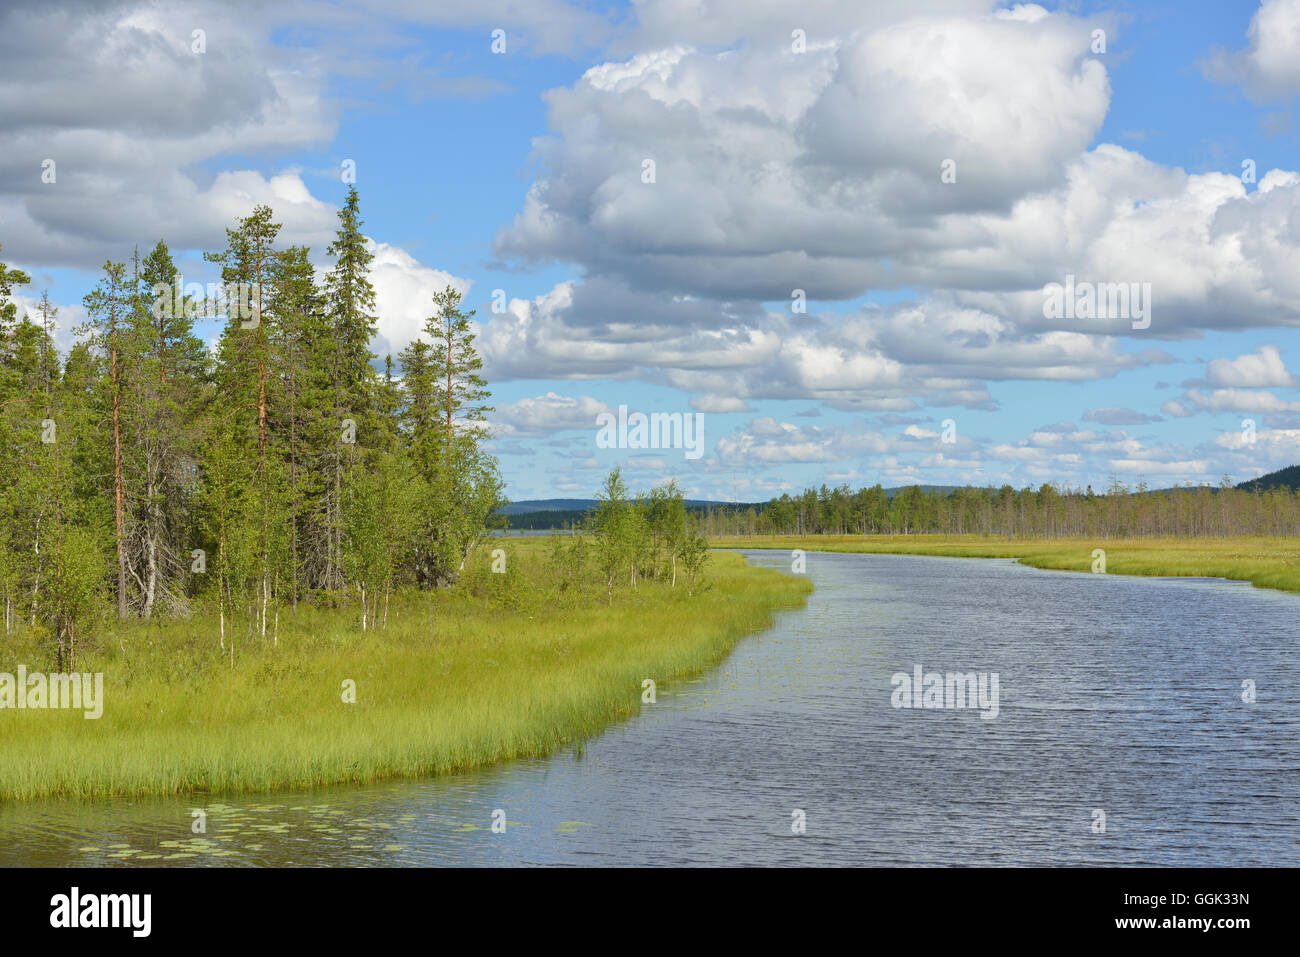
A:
[[0, 544, 811, 800], [713, 534, 1300, 595]]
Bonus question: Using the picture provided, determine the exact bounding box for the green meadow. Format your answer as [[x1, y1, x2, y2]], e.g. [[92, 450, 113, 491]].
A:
[[715, 534, 1300, 595], [0, 545, 810, 800]]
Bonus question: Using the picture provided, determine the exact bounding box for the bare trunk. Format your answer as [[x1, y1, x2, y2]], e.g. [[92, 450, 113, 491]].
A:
[[143, 527, 157, 619], [111, 321, 127, 620], [30, 519, 40, 626], [218, 568, 225, 651]]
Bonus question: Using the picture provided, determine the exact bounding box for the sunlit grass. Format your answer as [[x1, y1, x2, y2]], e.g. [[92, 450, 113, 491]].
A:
[[714, 534, 1300, 594], [0, 545, 810, 800]]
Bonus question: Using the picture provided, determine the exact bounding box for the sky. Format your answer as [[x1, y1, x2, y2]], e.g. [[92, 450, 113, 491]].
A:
[[4, 0, 1300, 502]]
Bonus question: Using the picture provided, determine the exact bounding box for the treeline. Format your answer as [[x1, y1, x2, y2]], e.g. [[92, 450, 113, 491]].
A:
[[0, 189, 503, 667], [698, 477, 1300, 539]]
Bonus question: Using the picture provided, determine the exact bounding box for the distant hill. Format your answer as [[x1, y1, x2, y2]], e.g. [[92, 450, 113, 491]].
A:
[[498, 499, 602, 516], [1237, 465, 1300, 493]]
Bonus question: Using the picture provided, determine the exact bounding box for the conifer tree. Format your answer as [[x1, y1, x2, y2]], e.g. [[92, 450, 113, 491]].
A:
[[81, 260, 131, 619], [321, 187, 379, 590]]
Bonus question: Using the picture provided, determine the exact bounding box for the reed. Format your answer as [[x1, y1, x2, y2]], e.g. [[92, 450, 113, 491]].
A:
[[0, 546, 810, 800]]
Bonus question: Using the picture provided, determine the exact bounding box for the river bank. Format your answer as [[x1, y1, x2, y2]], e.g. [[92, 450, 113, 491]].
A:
[[712, 534, 1300, 595], [0, 546, 810, 800], [5, 549, 1294, 866]]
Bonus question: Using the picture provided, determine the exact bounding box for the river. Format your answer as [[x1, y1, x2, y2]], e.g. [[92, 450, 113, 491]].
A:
[[2, 551, 1297, 866]]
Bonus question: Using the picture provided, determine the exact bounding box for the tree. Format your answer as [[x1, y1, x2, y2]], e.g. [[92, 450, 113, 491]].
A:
[[206, 205, 281, 462], [0, 244, 31, 339], [401, 285, 501, 587], [81, 260, 131, 619], [428, 285, 491, 457], [322, 187, 379, 590], [593, 468, 632, 603], [676, 521, 710, 597]]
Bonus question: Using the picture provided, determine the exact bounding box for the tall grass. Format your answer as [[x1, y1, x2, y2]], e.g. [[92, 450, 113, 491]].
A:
[[715, 534, 1300, 594], [0, 546, 810, 800]]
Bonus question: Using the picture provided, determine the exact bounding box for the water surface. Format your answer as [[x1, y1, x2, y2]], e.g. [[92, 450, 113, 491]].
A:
[[3, 551, 1296, 866]]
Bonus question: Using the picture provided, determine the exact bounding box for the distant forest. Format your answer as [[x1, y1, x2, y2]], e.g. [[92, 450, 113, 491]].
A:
[[511, 466, 1300, 538], [698, 469, 1300, 538]]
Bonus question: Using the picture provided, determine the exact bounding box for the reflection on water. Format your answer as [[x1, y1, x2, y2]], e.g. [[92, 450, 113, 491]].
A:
[[3, 551, 1297, 866]]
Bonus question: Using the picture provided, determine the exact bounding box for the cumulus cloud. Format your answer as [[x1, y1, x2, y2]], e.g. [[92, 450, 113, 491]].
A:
[[496, 3, 1112, 301], [9, 0, 1300, 497], [489, 392, 613, 438], [482, 0, 1300, 446], [0, 1, 340, 268], [1204, 0, 1300, 98], [478, 278, 1169, 413], [1180, 388, 1300, 415], [368, 242, 470, 357], [1206, 344, 1298, 387]]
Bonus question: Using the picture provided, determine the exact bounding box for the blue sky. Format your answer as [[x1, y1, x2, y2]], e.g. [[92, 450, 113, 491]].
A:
[[5, 0, 1300, 501]]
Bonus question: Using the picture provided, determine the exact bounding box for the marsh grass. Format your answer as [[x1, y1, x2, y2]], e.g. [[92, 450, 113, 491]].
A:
[[0, 545, 810, 800], [715, 534, 1300, 594]]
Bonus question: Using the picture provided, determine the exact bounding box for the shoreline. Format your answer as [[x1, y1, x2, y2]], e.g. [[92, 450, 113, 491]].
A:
[[0, 550, 811, 802], [714, 534, 1300, 596]]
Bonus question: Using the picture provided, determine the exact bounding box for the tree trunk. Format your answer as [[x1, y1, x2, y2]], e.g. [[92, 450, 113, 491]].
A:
[[111, 328, 127, 619]]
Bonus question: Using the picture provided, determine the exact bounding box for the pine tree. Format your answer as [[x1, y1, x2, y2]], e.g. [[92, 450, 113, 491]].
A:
[[206, 205, 281, 463], [80, 261, 131, 619], [427, 285, 490, 456], [321, 187, 379, 591], [267, 244, 328, 605], [400, 286, 502, 587], [0, 244, 30, 342]]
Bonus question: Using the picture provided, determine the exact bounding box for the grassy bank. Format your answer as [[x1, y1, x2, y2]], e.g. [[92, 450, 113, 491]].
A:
[[0, 545, 810, 800], [714, 534, 1300, 595]]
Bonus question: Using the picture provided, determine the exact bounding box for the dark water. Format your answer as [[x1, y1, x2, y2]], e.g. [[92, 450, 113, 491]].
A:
[[3, 551, 1297, 866]]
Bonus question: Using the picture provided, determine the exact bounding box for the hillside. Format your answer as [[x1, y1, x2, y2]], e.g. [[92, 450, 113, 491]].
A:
[[1237, 465, 1300, 493]]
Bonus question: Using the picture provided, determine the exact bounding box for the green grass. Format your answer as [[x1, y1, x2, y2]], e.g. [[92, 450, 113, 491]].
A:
[[714, 534, 1300, 594], [0, 545, 810, 800]]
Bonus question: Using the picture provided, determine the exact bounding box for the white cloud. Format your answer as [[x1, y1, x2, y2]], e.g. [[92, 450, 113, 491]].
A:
[[1204, 0, 1300, 98], [1181, 388, 1300, 415], [1206, 344, 1298, 387], [0, 1, 339, 268], [497, 4, 1112, 301], [490, 392, 613, 438], [690, 395, 751, 413], [368, 241, 470, 357]]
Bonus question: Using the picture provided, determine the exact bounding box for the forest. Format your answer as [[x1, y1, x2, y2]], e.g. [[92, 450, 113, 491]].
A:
[[0, 190, 708, 676], [698, 476, 1300, 539]]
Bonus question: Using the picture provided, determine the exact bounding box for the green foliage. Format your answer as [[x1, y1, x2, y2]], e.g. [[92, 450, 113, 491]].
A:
[[0, 545, 808, 799], [724, 478, 1300, 539], [0, 189, 510, 651], [585, 469, 708, 601]]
